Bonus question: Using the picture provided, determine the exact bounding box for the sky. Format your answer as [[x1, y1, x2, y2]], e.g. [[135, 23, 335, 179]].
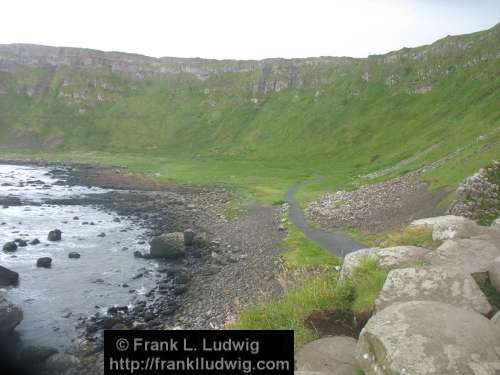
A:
[[0, 0, 499, 60]]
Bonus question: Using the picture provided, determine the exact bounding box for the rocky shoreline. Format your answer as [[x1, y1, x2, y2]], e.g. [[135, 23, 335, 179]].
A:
[[0, 161, 286, 374]]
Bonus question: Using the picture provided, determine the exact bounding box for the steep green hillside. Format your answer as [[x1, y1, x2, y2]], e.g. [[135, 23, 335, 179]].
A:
[[0, 24, 499, 203]]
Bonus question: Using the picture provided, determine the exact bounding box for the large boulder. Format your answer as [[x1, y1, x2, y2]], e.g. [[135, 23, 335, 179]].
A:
[[0, 292, 23, 332], [375, 267, 492, 316], [489, 256, 500, 292], [149, 232, 185, 259], [3, 241, 18, 252], [340, 246, 430, 281], [356, 301, 500, 375], [425, 238, 500, 280], [411, 215, 491, 241], [296, 336, 358, 375], [47, 229, 62, 241], [36, 257, 52, 268], [0, 265, 19, 286]]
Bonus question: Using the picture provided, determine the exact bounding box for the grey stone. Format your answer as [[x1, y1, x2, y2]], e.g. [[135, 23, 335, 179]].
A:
[[375, 267, 492, 316], [47, 229, 62, 241], [356, 301, 500, 375], [19, 345, 58, 363], [296, 336, 358, 375], [44, 353, 80, 373], [36, 257, 52, 268], [411, 215, 492, 241], [0, 265, 19, 286], [425, 238, 500, 278], [3, 241, 18, 252], [68, 251, 81, 259], [492, 311, 500, 327], [0, 292, 23, 332], [149, 232, 185, 259], [340, 246, 430, 281], [489, 256, 500, 293]]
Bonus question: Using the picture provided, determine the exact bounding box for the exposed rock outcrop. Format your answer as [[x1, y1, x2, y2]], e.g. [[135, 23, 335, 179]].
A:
[[411, 215, 493, 240], [356, 301, 500, 375], [375, 267, 492, 316]]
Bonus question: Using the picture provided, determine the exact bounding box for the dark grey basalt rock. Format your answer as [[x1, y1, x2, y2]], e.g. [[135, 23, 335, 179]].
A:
[[3, 241, 18, 252], [47, 229, 62, 241], [36, 257, 52, 268], [0, 265, 19, 286]]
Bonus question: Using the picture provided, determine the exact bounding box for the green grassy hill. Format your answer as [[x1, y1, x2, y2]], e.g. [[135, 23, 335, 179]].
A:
[[0, 24, 499, 203]]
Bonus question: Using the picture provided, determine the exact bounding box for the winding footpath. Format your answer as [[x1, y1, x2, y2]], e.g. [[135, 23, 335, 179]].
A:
[[284, 181, 364, 257]]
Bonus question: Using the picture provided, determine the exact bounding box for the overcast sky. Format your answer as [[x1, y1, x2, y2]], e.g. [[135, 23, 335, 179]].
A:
[[1, 0, 499, 60]]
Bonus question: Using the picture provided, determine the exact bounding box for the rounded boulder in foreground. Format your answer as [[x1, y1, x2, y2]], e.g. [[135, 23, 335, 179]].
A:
[[356, 301, 500, 375]]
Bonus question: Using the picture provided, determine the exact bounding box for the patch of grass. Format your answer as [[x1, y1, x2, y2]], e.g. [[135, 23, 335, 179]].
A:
[[231, 257, 387, 350], [381, 226, 442, 249], [349, 257, 388, 313], [341, 225, 442, 250], [280, 223, 341, 270], [229, 272, 339, 350]]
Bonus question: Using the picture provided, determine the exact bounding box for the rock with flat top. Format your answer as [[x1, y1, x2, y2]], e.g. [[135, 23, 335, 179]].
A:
[[340, 246, 430, 281], [356, 301, 500, 375], [375, 266, 492, 316], [296, 336, 358, 375], [425, 238, 500, 281], [411, 215, 492, 241]]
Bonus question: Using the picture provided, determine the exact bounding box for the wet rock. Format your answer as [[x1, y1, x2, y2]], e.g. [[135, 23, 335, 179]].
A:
[[113, 217, 121, 223], [3, 241, 18, 252], [29, 238, 40, 245], [0, 265, 19, 286], [133, 251, 143, 258], [0, 196, 22, 207], [150, 232, 185, 259], [36, 257, 52, 268], [174, 285, 189, 295], [68, 252, 81, 259], [19, 345, 58, 364], [296, 336, 358, 375], [356, 301, 500, 375], [15, 239, 28, 247], [47, 229, 62, 241], [0, 292, 23, 332], [375, 267, 492, 316], [184, 229, 196, 246], [44, 353, 80, 373], [97, 232, 106, 237]]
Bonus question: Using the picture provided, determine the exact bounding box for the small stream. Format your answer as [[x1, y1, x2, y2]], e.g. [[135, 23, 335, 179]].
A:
[[285, 181, 364, 256], [0, 164, 159, 348]]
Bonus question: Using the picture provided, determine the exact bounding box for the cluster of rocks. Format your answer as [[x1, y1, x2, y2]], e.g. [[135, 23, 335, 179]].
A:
[[307, 173, 446, 231], [2, 229, 67, 269], [296, 215, 500, 374], [448, 160, 499, 224]]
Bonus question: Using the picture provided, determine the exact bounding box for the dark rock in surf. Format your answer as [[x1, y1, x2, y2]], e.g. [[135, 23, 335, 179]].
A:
[[0, 265, 19, 286], [47, 229, 62, 241], [36, 257, 52, 268], [3, 241, 18, 252]]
